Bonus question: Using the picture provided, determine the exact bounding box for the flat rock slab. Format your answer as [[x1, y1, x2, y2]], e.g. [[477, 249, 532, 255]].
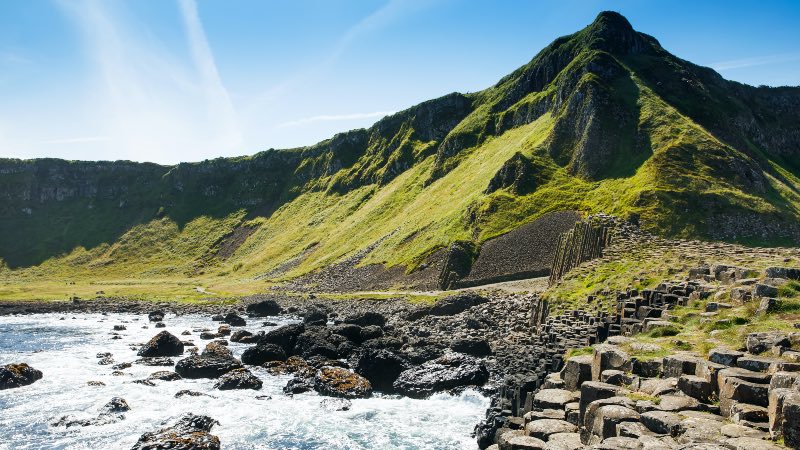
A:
[[533, 389, 578, 410], [524, 419, 577, 440]]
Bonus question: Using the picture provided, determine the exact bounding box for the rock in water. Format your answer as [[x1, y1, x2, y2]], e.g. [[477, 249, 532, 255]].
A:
[[246, 299, 282, 317], [137, 331, 184, 357], [314, 367, 372, 399], [213, 368, 262, 390], [131, 413, 220, 450], [241, 344, 287, 365], [175, 355, 243, 379], [201, 341, 233, 359], [223, 312, 246, 327], [0, 363, 43, 390], [392, 353, 489, 398], [351, 348, 410, 392], [320, 398, 352, 411], [147, 311, 165, 322]]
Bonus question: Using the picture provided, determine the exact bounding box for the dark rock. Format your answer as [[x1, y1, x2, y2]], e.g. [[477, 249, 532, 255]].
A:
[[329, 324, 363, 343], [113, 325, 126, 331], [175, 355, 243, 379], [154, 322, 166, 328], [214, 368, 262, 390], [359, 325, 383, 341], [113, 362, 132, 370], [709, 348, 744, 366], [174, 390, 212, 398], [102, 397, 130, 413], [303, 307, 328, 325], [450, 338, 492, 356], [131, 413, 220, 450], [217, 325, 231, 336], [137, 331, 184, 357], [229, 330, 253, 343], [223, 312, 246, 327], [592, 345, 631, 381], [428, 292, 488, 316], [563, 355, 593, 390], [746, 332, 790, 355], [314, 366, 372, 398], [283, 377, 313, 394], [200, 332, 221, 340], [241, 344, 287, 365], [246, 299, 282, 317], [393, 353, 489, 398], [135, 357, 174, 366], [765, 267, 800, 280], [202, 341, 233, 360], [0, 363, 43, 390], [351, 348, 410, 392], [148, 371, 182, 381], [258, 323, 305, 353], [578, 382, 622, 423], [343, 311, 387, 327], [147, 311, 164, 322]]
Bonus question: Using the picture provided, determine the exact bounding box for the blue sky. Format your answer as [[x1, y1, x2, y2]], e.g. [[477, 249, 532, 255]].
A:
[[1, 0, 799, 164]]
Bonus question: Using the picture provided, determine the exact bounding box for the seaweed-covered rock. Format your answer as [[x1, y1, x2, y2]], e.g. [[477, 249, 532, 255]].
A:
[[0, 363, 43, 390], [314, 367, 372, 399], [131, 413, 220, 450]]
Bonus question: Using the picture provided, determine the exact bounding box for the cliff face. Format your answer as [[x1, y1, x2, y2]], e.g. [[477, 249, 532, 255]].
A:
[[1, 11, 799, 274]]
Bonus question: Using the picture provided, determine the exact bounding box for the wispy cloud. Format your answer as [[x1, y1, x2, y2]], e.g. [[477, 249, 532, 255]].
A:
[[711, 53, 800, 71], [278, 111, 395, 128], [55, 0, 241, 163]]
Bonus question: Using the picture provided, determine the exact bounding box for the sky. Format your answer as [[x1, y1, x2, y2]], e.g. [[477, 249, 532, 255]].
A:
[[0, 0, 799, 165]]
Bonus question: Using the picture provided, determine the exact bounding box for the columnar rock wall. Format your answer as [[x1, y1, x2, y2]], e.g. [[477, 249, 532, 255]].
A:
[[549, 215, 615, 285]]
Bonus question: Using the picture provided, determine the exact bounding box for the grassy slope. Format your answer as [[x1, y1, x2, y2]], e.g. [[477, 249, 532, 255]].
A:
[[2, 15, 799, 301]]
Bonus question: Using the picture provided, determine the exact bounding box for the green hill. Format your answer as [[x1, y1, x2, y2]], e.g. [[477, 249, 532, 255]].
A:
[[1, 12, 799, 299]]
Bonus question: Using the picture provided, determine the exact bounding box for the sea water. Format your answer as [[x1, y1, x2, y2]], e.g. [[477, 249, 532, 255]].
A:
[[0, 313, 488, 450]]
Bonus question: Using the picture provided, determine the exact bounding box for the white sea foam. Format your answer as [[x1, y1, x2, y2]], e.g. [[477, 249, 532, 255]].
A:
[[0, 313, 487, 450]]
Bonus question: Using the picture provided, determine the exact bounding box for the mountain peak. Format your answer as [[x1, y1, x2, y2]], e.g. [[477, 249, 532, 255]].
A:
[[583, 11, 647, 55]]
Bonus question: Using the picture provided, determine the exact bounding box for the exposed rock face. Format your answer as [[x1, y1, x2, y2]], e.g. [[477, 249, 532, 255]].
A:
[[393, 353, 489, 398], [0, 363, 43, 390], [313, 367, 372, 399], [131, 413, 220, 450], [137, 331, 184, 357]]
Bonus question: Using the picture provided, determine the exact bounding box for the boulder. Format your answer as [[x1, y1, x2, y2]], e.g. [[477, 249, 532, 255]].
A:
[[147, 310, 165, 322], [360, 325, 384, 341], [284, 377, 314, 394], [223, 312, 246, 327], [392, 353, 489, 398], [314, 367, 372, 399], [351, 348, 410, 392], [147, 371, 182, 381], [0, 363, 43, 390], [303, 307, 328, 325], [245, 299, 282, 317], [746, 332, 790, 355], [330, 324, 363, 343], [428, 292, 488, 316], [135, 357, 174, 366], [752, 283, 778, 299], [258, 323, 305, 353], [241, 344, 287, 366], [175, 355, 243, 379], [562, 355, 593, 390], [137, 331, 184, 357], [131, 413, 220, 450], [201, 341, 233, 359], [213, 368, 262, 390], [544, 432, 583, 450], [782, 391, 800, 448], [678, 375, 714, 403], [229, 330, 253, 343], [102, 397, 130, 413], [343, 311, 387, 327], [450, 337, 492, 356], [764, 267, 800, 280], [719, 376, 769, 416]]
